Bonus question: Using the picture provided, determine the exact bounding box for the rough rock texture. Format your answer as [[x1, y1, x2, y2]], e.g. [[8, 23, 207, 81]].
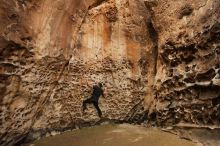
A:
[[0, 0, 219, 145], [0, 0, 150, 145], [146, 0, 220, 126]]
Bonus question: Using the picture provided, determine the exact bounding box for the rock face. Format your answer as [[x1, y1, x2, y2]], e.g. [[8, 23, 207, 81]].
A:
[[0, 0, 219, 145], [0, 0, 150, 145], [146, 0, 220, 126]]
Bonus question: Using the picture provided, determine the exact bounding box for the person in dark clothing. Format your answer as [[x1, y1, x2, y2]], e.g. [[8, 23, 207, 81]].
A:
[[82, 82, 105, 117]]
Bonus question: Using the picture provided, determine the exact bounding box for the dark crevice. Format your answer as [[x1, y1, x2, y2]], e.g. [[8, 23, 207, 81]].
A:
[[143, 1, 159, 116], [147, 20, 159, 76], [195, 69, 216, 82], [144, 1, 159, 77]]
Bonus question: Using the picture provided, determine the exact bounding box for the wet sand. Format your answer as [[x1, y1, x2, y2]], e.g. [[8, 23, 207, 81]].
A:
[[24, 124, 202, 146]]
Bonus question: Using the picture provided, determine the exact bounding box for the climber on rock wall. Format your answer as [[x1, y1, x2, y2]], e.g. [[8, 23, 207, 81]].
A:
[[82, 82, 105, 117]]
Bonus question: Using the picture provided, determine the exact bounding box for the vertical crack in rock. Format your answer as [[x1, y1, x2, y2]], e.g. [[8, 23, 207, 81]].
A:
[[148, 21, 158, 78], [144, 0, 159, 77], [143, 0, 159, 115]]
